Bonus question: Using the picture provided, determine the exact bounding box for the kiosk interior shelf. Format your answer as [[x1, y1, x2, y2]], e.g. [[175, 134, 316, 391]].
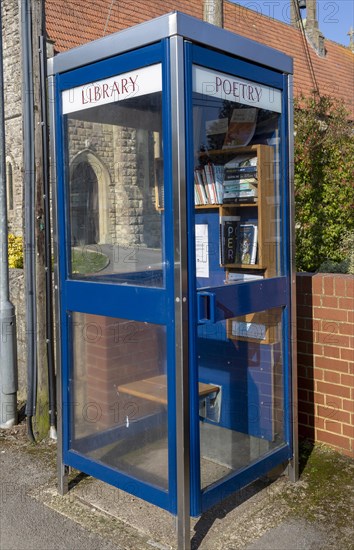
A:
[[118, 374, 219, 406]]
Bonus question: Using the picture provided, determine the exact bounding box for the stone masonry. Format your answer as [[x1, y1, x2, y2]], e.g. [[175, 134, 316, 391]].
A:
[[2, 0, 24, 235]]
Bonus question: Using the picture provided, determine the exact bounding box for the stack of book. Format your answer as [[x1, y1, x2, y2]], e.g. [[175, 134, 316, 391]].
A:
[[194, 163, 224, 205], [222, 156, 258, 204]]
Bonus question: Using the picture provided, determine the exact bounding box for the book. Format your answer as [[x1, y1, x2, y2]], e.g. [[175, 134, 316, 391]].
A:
[[220, 215, 240, 264], [213, 165, 224, 204], [224, 181, 258, 192], [194, 163, 225, 205], [223, 196, 258, 204], [223, 189, 258, 200], [194, 168, 207, 205], [223, 167, 257, 181], [236, 223, 258, 265], [223, 108, 258, 149], [204, 163, 217, 204], [223, 179, 258, 201], [223, 155, 257, 182]]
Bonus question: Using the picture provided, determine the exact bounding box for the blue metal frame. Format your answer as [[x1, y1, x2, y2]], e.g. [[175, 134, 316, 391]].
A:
[[55, 40, 178, 513], [184, 42, 293, 516], [281, 74, 294, 450]]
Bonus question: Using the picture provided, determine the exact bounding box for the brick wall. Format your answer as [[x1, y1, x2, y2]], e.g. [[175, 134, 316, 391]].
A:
[[72, 313, 166, 435], [297, 273, 354, 458]]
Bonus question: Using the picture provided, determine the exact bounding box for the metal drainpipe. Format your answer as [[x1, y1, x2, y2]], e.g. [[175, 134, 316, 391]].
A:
[[39, 33, 56, 438], [21, 0, 37, 440], [0, 1, 18, 428], [203, 0, 224, 27]]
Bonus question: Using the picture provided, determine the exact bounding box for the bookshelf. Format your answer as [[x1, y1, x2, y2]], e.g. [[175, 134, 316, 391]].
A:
[[195, 144, 276, 277], [195, 144, 279, 344]]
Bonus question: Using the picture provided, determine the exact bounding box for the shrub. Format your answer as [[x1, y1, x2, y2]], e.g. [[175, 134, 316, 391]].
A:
[[8, 233, 24, 268], [294, 95, 354, 272], [318, 231, 354, 274]]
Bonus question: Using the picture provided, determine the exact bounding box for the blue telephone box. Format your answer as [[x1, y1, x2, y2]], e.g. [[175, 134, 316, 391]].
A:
[[49, 12, 297, 548]]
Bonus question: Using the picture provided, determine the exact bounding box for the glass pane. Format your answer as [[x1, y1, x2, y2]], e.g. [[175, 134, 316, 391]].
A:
[[70, 312, 168, 490], [198, 308, 285, 489], [192, 65, 282, 283], [63, 65, 164, 287]]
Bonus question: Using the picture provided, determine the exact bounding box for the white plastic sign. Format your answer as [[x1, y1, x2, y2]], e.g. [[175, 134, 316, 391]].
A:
[[62, 64, 162, 114], [193, 65, 282, 113]]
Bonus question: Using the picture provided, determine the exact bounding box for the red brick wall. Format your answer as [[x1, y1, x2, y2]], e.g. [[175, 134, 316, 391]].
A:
[[297, 273, 354, 458], [81, 314, 166, 431]]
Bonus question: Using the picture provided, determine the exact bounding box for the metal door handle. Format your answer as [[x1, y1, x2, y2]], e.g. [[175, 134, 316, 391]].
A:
[[197, 292, 216, 324]]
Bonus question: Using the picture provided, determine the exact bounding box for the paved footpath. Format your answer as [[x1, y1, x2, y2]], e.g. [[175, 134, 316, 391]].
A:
[[1, 437, 351, 550]]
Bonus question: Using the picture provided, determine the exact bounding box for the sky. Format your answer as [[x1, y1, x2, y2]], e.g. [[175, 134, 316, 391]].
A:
[[230, 0, 354, 46]]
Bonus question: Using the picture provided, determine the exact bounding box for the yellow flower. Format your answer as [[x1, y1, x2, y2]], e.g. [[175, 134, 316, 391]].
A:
[[8, 234, 24, 268]]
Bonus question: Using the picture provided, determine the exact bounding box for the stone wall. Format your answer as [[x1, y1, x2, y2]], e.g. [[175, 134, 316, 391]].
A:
[[9, 269, 26, 400], [67, 119, 160, 247], [2, 0, 24, 235]]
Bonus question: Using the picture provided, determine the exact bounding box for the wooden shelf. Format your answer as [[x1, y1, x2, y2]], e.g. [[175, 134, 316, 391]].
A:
[[226, 308, 282, 345], [195, 204, 220, 209], [195, 202, 258, 209], [118, 374, 219, 406], [223, 263, 265, 270], [198, 145, 260, 158]]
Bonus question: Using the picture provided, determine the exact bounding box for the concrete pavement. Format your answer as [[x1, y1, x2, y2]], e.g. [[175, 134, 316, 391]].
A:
[[1, 430, 353, 550]]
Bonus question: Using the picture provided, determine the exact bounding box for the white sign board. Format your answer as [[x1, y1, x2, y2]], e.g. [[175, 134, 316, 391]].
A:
[[193, 66, 282, 113], [195, 224, 209, 278], [62, 64, 162, 115]]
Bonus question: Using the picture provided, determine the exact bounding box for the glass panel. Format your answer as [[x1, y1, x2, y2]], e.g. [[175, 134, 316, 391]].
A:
[[192, 64, 282, 282], [70, 312, 168, 490], [192, 66, 286, 489], [63, 65, 164, 287], [198, 308, 285, 489]]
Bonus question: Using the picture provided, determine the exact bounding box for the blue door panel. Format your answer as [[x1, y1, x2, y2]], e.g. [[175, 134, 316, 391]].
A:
[[186, 42, 292, 516], [56, 39, 177, 514]]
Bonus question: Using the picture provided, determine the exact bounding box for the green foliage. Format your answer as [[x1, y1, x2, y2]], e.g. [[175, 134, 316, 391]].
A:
[[8, 233, 24, 268], [294, 95, 354, 272], [318, 231, 354, 274]]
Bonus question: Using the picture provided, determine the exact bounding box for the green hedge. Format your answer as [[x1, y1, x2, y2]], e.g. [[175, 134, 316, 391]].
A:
[[294, 95, 354, 273]]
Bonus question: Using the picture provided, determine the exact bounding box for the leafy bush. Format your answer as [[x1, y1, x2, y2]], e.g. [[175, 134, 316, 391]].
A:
[[318, 231, 354, 274], [8, 233, 24, 268], [294, 95, 354, 272]]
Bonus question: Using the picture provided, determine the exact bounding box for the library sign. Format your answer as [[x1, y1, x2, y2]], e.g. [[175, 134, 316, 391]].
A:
[[193, 66, 282, 113], [62, 64, 162, 114]]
